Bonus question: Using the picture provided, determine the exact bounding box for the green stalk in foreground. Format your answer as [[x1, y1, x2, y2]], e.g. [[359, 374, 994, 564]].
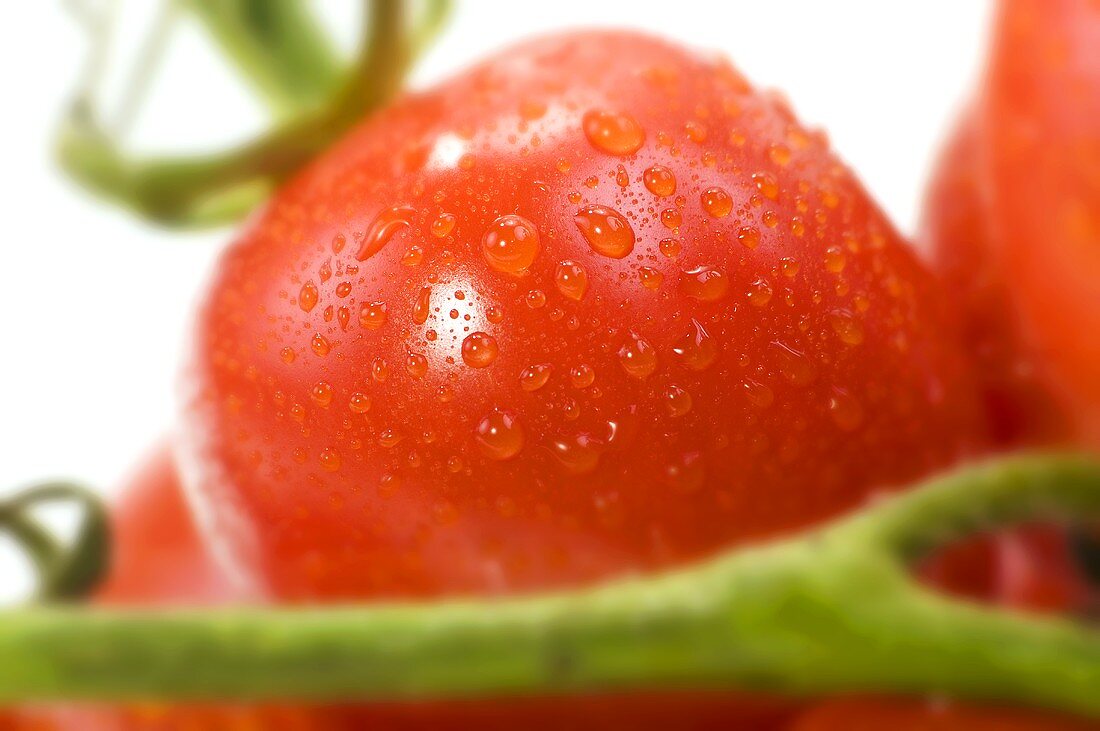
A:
[[0, 455, 1098, 716]]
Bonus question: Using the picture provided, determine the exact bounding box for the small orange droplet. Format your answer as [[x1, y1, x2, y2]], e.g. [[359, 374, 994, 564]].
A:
[[701, 187, 733, 218], [747, 278, 773, 307], [356, 206, 416, 261], [643, 165, 676, 197], [659, 238, 681, 259], [679, 266, 729, 301], [570, 364, 595, 389], [742, 379, 774, 409], [412, 286, 432, 324], [639, 267, 664, 290], [767, 143, 792, 166], [737, 226, 760, 250], [475, 411, 524, 460], [550, 434, 604, 475], [319, 447, 341, 472], [582, 109, 645, 156], [663, 385, 693, 417], [829, 387, 864, 430], [554, 261, 588, 301], [671, 319, 719, 371], [824, 245, 846, 273], [431, 212, 456, 238], [359, 301, 388, 330], [829, 310, 864, 346], [519, 363, 551, 391], [660, 207, 683, 229], [462, 332, 499, 368], [526, 289, 547, 309], [406, 352, 428, 379], [348, 392, 371, 413], [310, 333, 331, 356], [618, 333, 658, 379], [298, 282, 319, 312], [482, 215, 541, 275], [752, 172, 779, 201], [280, 347, 296, 364], [574, 204, 635, 258], [311, 381, 333, 407]]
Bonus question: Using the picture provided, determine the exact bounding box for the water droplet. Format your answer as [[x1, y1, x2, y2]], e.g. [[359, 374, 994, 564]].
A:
[[412, 286, 432, 324], [660, 207, 683, 229], [319, 448, 341, 472], [639, 267, 664, 289], [663, 385, 693, 417], [550, 434, 604, 475], [462, 331, 499, 368], [752, 172, 779, 201], [582, 109, 645, 156], [742, 379, 774, 409], [310, 333, 331, 356], [431, 212, 456, 238], [554, 261, 588, 301], [372, 358, 389, 382], [829, 309, 864, 346], [519, 363, 552, 391], [747, 278, 773, 307], [659, 238, 681, 258], [685, 120, 708, 143], [701, 187, 733, 218], [359, 301, 388, 330], [335, 282, 353, 298], [402, 246, 424, 267], [310, 381, 333, 407], [280, 347, 296, 364], [672, 319, 719, 370], [829, 387, 864, 431], [679, 266, 729, 301], [406, 352, 428, 379], [767, 143, 792, 166], [618, 333, 658, 379], [643, 165, 676, 197], [298, 282, 319, 313], [356, 205, 416, 261], [526, 289, 547, 308], [348, 392, 372, 413], [615, 164, 629, 188], [570, 364, 595, 389], [475, 411, 524, 460], [772, 341, 816, 386], [780, 257, 800, 277], [482, 214, 541, 275], [379, 428, 404, 448], [574, 204, 635, 258], [737, 226, 760, 250], [824, 245, 846, 273]]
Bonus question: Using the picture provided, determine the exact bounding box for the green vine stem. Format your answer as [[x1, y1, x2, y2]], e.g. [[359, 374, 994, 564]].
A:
[[0, 455, 1097, 716], [57, 0, 451, 227], [0, 482, 109, 602]]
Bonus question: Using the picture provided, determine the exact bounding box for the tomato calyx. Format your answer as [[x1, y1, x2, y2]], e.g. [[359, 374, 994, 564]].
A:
[[56, 0, 451, 227], [1, 454, 1098, 717]]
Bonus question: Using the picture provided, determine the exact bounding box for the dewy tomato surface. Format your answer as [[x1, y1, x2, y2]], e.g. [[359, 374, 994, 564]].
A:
[[179, 30, 986, 601]]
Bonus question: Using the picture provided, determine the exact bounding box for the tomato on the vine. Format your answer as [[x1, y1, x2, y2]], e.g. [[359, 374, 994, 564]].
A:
[[180, 30, 985, 605], [923, 0, 1100, 449]]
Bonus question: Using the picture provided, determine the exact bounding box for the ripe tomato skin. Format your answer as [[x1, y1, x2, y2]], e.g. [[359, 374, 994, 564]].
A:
[[181, 30, 985, 603], [786, 697, 1095, 731], [920, 117, 1068, 447], [925, 0, 1100, 448]]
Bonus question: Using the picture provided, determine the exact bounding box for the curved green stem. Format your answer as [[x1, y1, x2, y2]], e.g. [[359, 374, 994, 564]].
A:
[[0, 482, 109, 602], [57, 0, 445, 227], [0, 455, 1097, 715], [185, 0, 343, 117]]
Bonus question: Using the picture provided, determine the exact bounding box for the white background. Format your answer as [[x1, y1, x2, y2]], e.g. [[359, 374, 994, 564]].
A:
[[0, 2, 991, 595]]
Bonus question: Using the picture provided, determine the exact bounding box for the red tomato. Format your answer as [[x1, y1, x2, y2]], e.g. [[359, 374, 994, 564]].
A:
[[180, 30, 985, 605], [787, 697, 1095, 731], [924, 0, 1100, 448]]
